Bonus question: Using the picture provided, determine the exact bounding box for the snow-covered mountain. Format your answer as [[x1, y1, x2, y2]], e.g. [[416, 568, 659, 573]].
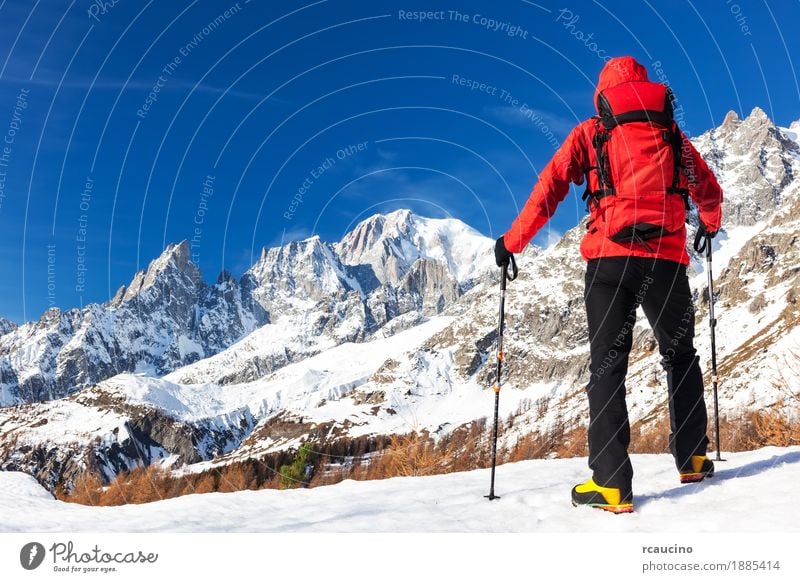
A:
[[0, 210, 493, 404], [335, 208, 494, 287], [694, 107, 798, 225], [1, 108, 799, 495], [0, 240, 265, 405], [165, 210, 494, 387]]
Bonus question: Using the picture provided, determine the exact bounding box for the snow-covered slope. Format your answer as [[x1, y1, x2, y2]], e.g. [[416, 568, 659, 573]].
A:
[[119, 317, 454, 424], [1, 446, 797, 532], [0, 316, 461, 487]]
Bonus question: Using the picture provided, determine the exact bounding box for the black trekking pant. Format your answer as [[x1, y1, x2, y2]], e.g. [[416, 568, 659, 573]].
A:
[[584, 256, 709, 492]]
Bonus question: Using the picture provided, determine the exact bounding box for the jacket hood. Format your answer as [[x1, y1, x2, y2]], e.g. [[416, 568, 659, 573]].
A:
[[594, 57, 649, 112]]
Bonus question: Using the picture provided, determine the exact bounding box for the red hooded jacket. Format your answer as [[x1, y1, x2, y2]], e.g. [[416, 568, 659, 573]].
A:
[[503, 57, 723, 265]]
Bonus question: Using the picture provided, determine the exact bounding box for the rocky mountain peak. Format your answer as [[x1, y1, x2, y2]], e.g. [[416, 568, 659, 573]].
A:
[[257, 235, 331, 270], [216, 270, 236, 285], [692, 107, 799, 226], [706, 106, 785, 151], [735, 106, 788, 147], [247, 234, 360, 304], [744, 105, 770, 125], [379, 208, 415, 233], [121, 240, 201, 303], [335, 209, 493, 288], [39, 307, 63, 324], [109, 285, 126, 307], [719, 110, 741, 136], [337, 210, 413, 264], [145, 240, 195, 279]]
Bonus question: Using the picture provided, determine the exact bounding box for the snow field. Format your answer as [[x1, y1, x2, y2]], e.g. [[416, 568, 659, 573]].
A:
[[0, 446, 797, 532]]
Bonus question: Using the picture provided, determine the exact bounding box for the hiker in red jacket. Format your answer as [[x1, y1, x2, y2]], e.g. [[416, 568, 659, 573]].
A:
[[494, 56, 723, 513]]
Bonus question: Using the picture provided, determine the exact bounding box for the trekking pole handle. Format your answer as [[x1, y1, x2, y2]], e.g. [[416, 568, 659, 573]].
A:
[[693, 227, 709, 254], [506, 254, 518, 282]]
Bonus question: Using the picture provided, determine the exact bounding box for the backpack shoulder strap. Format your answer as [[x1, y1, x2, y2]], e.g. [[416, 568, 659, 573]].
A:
[[581, 119, 615, 210], [666, 114, 691, 212]]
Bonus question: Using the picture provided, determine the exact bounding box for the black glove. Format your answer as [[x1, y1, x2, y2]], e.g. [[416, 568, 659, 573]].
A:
[[698, 219, 718, 239], [693, 220, 718, 253], [495, 236, 513, 267]]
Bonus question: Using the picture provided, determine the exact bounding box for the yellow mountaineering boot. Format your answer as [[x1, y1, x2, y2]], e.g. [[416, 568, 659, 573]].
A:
[[679, 455, 715, 484], [571, 478, 634, 514]]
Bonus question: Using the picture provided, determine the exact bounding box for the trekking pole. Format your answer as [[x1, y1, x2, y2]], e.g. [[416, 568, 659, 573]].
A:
[[485, 254, 518, 501], [694, 229, 725, 462]]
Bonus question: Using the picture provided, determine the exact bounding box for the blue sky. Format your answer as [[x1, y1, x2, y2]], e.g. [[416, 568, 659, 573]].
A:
[[0, 0, 797, 323]]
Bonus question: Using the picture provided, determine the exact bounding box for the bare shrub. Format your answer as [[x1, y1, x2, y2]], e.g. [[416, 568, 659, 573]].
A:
[[739, 409, 800, 448], [61, 470, 103, 506], [376, 432, 441, 478], [218, 463, 257, 493], [58, 464, 172, 506]]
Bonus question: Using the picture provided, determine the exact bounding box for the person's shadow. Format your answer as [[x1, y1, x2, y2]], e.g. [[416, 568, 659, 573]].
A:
[[635, 450, 800, 508]]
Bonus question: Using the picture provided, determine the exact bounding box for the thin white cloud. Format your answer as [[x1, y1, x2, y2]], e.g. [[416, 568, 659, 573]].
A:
[[485, 104, 575, 135], [542, 227, 563, 248], [0, 73, 292, 104]]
